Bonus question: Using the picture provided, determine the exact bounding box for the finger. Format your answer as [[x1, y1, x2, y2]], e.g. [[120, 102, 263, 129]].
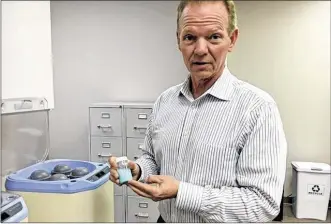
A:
[[129, 185, 152, 199], [146, 175, 162, 184], [109, 175, 120, 185], [128, 180, 156, 196], [127, 160, 137, 170], [108, 156, 118, 169], [110, 169, 119, 179]]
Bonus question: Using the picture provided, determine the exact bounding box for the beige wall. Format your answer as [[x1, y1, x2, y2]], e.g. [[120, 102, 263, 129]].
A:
[[228, 1, 330, 195]]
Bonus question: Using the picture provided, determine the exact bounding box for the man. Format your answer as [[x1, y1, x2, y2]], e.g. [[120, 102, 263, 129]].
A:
[[109, 0, 287, 222]]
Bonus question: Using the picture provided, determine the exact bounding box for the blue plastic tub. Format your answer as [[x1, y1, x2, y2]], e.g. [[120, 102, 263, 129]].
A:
[[5, 159, 110, 194]]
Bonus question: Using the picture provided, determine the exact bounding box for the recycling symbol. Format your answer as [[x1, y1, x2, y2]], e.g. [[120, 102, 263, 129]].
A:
[[312, 185, 320, 192]]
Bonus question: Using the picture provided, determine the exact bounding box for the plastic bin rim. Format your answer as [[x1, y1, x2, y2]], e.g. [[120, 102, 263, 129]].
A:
[[291, 161, 331, 174]]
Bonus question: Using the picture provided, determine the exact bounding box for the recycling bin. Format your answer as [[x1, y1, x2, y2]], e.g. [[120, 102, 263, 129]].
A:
[[291, 161, 331, 221]]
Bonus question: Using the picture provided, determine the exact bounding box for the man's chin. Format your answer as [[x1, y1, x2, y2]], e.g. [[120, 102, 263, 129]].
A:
[[191, 71, 213, 80]]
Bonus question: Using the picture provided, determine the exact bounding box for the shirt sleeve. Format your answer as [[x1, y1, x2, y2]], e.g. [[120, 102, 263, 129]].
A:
[[135, 98, 161, 182], [175, 101, 288, 222]]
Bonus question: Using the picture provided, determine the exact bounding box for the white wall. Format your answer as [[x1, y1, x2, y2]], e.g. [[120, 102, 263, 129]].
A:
[[49, 1, 187, 160], [1, 1, 54, 108], [0, 2, 2, 156], [49, 1, 330, 196], [228, 1, 330, 195]]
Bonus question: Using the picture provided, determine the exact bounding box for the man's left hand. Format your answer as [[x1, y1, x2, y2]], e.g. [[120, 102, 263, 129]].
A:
[[127, 175, 179, 201]]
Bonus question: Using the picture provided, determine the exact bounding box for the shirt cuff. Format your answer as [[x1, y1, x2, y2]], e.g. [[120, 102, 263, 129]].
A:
[[175, 181, 204, 213], [134, 160, 147, 182]]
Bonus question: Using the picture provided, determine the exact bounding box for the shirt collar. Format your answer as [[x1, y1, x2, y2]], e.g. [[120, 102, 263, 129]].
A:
[[179, 66, 235, 101]]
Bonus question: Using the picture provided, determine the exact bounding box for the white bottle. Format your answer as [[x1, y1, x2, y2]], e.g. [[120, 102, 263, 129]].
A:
[[116, 156, 132, 185]]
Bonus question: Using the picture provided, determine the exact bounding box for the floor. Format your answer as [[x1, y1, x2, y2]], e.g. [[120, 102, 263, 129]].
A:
[[281, 204, 331, 223]]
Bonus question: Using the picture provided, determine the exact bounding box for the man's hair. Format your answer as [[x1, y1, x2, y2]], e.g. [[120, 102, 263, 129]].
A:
[[176, 0, 238, 35]]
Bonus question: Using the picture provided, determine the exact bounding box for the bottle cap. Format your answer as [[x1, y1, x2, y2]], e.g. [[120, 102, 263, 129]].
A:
[[116, 156, 128, 163]]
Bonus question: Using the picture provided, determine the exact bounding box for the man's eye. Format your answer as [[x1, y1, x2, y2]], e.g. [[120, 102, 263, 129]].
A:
[[183, 35, 195, 41], [210, 34, 221, 40]]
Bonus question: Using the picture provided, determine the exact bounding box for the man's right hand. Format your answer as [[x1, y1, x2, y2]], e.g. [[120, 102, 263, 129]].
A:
[[108, 156, 141, 185]]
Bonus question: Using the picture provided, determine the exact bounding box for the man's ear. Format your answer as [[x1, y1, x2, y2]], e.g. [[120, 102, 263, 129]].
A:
[[228, 28, 239, 52], [176, 31, 181, 51]]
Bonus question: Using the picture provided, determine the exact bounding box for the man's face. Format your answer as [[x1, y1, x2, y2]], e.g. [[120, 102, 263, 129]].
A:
[[177, 1, 238, 81]]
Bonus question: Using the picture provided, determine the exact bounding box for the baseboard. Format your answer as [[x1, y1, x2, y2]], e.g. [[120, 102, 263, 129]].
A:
[[283, 196, 292, 204], [284, 196, 331, 208]]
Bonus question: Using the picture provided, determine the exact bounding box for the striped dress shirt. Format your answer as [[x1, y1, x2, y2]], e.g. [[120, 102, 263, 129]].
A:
[[135, 67, 287, 223]]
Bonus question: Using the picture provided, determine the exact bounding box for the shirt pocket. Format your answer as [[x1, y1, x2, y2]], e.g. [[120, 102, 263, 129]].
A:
[[189, 140, 239, 187]]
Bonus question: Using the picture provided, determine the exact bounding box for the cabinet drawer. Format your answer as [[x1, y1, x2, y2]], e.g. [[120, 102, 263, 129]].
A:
[[126, 138, 145, 196], [90, 107, 122, 137], [90, 136, 124, 195], [113, 184, 124, 196], [127, 184, 139, 196], [127, 138, 145, 161], [114, 195, 125, 223], [90, 137, 122, 161], [127, 196, 159, 222], [125, 108, 152, 138]]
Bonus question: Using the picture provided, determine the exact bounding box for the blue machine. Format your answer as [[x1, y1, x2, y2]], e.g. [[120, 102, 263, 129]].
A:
[[5, 159, 110, 194], [1, 191, 28, 222], [4, 159, 114, 222]]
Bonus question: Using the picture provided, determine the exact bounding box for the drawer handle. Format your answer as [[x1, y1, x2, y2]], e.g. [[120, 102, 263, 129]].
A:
[[102, 142, 111, 148], [135, 213, 149, 218], [101, 112, 110, 118], [311, 167, 323, 171], [139, 202, 148, 208], [97, 124, 112, 129], [133, 126, 147, 130], [134, 156, 139, 160], [138, 113, 148, 120], [98, 153, 112, 158], [138, 144, 144, 150]]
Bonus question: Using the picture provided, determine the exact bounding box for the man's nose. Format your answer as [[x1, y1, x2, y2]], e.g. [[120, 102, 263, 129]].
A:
[[194, 38, 208, 56]]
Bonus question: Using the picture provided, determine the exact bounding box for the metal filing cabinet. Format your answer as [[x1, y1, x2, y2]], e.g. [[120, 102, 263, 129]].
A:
[[89, 102, 159, 223], [127, 196, 160, 222]]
